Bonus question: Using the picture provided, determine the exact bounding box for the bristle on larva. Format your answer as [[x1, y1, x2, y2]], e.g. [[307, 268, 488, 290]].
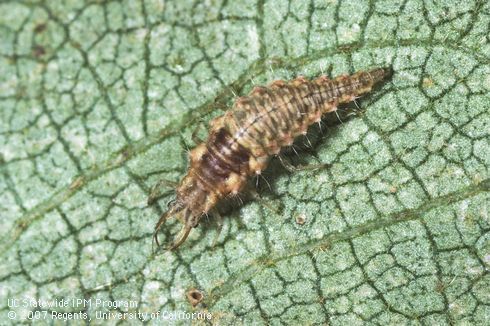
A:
[[152, 67, 392, 250]]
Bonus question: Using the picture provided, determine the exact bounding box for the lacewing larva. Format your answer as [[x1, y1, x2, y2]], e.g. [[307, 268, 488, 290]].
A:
[[153, 67, 392, 250]]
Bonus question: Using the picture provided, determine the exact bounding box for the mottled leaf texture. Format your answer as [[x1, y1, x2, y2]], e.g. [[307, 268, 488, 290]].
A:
[[0, 0, 489, 325]]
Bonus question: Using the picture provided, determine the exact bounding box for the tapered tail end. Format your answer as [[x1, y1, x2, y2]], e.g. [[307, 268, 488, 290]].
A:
[[368, 67, 393, 85]]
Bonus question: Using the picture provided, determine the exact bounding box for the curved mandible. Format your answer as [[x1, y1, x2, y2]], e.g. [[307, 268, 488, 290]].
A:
[[152, 203, 186, 250]]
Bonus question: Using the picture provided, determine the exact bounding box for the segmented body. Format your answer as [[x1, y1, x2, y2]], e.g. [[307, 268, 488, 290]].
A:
[[154, 68, 391, 250]]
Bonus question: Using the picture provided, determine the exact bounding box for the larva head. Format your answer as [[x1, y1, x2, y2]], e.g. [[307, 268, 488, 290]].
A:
[[153, 173, 218, 251], [177, 172, 219, 217]]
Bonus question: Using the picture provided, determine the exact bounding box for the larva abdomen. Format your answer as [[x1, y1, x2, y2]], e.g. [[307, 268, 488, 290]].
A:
[[153, 67, 391, 250], [223, 68, 389, 159]]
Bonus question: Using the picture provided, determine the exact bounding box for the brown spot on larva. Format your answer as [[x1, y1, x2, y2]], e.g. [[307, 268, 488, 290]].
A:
[[34, 23, 47, 33], [186, 288, 204, 307], [151, 68, 392, 250], [295, 214, 307, 225]]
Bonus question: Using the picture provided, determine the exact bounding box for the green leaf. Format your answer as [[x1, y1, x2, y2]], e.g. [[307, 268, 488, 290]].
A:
[[1, 0, 489, 324]]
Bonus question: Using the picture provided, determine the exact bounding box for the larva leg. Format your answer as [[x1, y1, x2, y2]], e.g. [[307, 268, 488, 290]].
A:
[[277, 154, 298, 172], [277, 154, 328, 172], [147, 179, 179, 206], [246, 186, 280, 214], [191, 121, 205, 144]]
